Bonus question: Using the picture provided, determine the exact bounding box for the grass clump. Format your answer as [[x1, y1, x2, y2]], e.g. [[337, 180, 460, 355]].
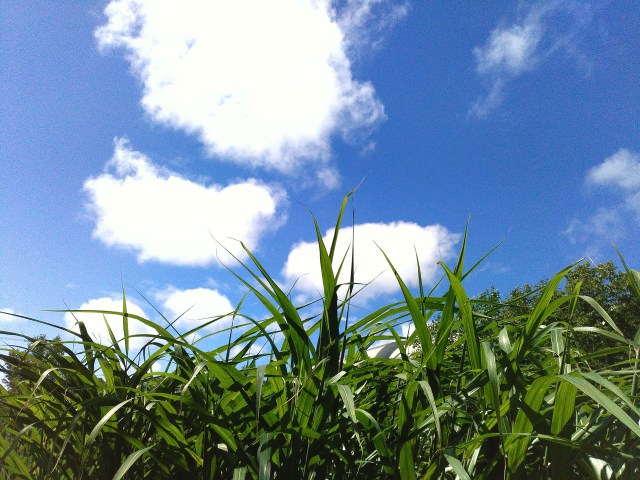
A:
[[1, 193, 639, 479]]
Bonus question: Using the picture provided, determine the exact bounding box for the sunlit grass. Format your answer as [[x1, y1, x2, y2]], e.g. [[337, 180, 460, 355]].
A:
[[1, 192, 639, 479]]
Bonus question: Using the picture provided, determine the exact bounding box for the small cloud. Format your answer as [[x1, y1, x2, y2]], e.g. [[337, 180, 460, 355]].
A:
[[585, 148, 640, 222], [562, 207, 625, 245], [471, 7, 543, 116], [94, 0, 400, 182], [316, 167, 342, 191], [586, 148, 640, 191], [0, 309, 18, 322], [477, 261, 511, 275], [83, 138, 286, 266], [474, 20, 542, 76], [562, 148, 640, 255], [64, 297, 154, 349], [626, 191, 640, 223], [336, 0, 409, 54], [470, 1, 592, 117], [282, 221, 460, 303], [154, 286, 234, 332]]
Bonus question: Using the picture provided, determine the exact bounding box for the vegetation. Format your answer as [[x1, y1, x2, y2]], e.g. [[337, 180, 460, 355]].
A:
[[473, 261, 640, 370], [1, 193, 639, 479]]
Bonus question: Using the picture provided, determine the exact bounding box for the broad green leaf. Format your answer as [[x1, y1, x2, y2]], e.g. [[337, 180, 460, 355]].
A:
[[399, 441, 417, 480], [551, 380, 577, 435]]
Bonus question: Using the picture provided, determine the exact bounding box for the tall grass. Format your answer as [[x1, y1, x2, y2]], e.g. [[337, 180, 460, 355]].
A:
[[1, 194, 639, 479]]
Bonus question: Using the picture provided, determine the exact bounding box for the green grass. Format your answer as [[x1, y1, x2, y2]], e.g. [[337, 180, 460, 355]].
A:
[[1, 193, 639, 479]]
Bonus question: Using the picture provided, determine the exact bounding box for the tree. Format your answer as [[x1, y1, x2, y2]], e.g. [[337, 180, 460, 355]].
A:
[[475, 261, 640, 368], [0, 334, 64, 393]]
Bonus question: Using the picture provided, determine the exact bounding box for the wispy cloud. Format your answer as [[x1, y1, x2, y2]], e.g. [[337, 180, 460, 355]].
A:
[[282, 221, 459, 303], [336, 0, 409, 54], [470, 1, 592, 117], [95, 0, 403, 181], [84, 138, 286, 266], [563, 148, 640, 254], [562, 207, 625, 244]]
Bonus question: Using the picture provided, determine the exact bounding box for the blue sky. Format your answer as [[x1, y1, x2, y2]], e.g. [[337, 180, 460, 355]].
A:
[[1, 1, 639, 345]]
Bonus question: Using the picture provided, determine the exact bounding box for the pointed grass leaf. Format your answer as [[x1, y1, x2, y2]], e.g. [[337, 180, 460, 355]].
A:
[[256, 364, 266, 426], [112, 445, 154, 480], [482, 341, 508, 440], [87, 398, 136, 447], [515, 264, 574, 360], [180, 360, 207, 395], [335, 383, 357, 423], [439, 262, 481, 371], [444, 452, 472, 480], [232, 467, 248, 480], [222, 245, 314, 375], [417, 380, 441, 447], [377, 244, 436, 369], [121, 286, 130, 356], [559, 373, 640, 438], [581, 371, 640, 417], [614, 245, 640, 300], [258, 433, 272, 480], [507, 376, 558, 474], [498, 327, 513, 355], [579, 295, 625, 337]]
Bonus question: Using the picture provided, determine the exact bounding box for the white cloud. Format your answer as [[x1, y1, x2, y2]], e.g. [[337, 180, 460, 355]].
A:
[[95, 0, 392, 177], [282, 222, 459, 302], [84, 138, 286, 266], [471, 7, 543, 117], [627, 191, 640, 223], [64, 297, 154, 349], [475, 21, 542, 76], [471, 1, 590, 117], [155, 286, 234, 332], [336, 0, 409, 54], [562, 148, 640, 254], [562, 207, 625, 245], [586, 148, 640, 191], [0, 308, 17, 322], [586, 148, 640, 221]]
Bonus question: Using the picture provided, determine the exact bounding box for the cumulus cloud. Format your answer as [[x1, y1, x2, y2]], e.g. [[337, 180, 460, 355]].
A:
[[471, 1, 591, 117], [95, 0, 396, 177], [155, 286, 234, 332], [282, 222, 459, 302], [84, 138, 285, 266], [64, 297, 154, 349]]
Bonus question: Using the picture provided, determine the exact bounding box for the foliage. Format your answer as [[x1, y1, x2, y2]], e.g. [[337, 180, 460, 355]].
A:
[[475, 261, 640, 368], [1, 194, 639, 479]]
